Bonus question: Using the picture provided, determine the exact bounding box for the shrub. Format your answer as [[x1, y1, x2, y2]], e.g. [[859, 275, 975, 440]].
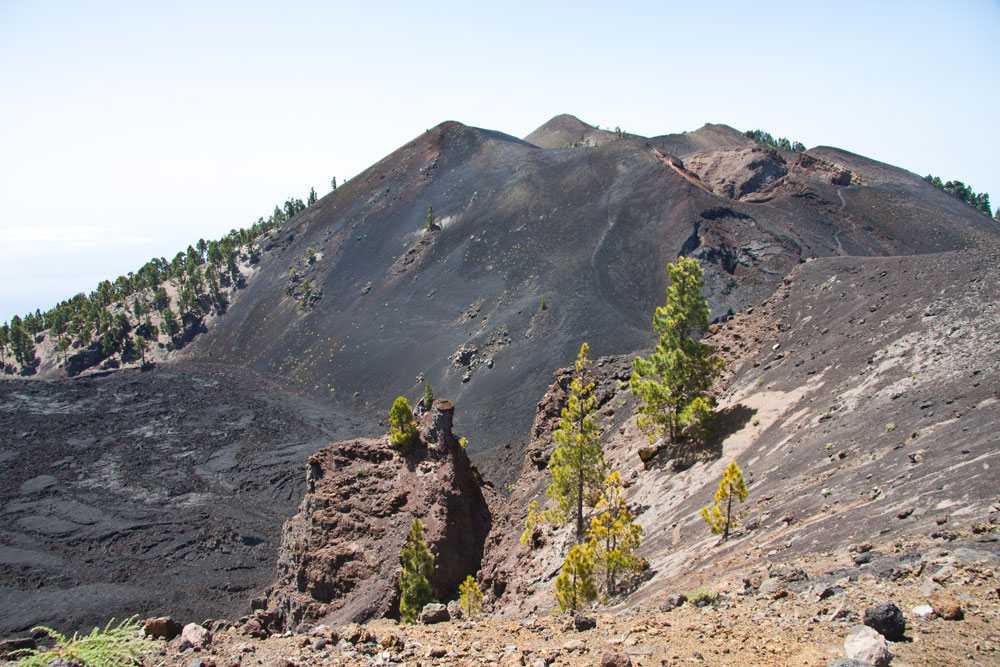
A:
[[14, 617, 153, 667], [685, 587, 718, 606]]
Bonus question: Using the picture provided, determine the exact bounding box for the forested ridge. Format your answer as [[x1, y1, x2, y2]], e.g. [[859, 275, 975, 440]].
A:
[[0, 188, 324, 376]]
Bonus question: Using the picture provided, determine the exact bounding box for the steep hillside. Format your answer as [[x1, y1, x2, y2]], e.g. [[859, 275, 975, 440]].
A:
[[179, 117, 997, 461], [482, 243, 1000, 617]]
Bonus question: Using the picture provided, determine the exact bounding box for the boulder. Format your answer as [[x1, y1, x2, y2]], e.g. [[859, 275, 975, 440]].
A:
[[447, 599, 464, 620], [659, 593, 686, 611], [419, 603, 450, 624], [930, 592, 964, 620], [864, 602, 905, 641], [338, 623, 375, 645], [844, 625, 893, 667], [601, 648, 633, 667], [574, 615, 596, 631], [180, 623, 212, 649], [242, 618, 267, 639], [143, 617, 182, 640]]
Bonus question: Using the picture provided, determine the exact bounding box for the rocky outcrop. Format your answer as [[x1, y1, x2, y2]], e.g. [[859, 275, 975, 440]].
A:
[[266, 399, 493, 628]]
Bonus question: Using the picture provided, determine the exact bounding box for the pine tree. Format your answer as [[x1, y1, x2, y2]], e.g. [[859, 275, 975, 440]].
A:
[[389, 397, 419, 449], [458, 575, 483, 619], [135, 335, 148, 366], [422, 382, 434, 411], [588, 471, 644, 595], [425, 205, 438, 231], [554, 542, 598, 612], [331, 176, 338, 191], [547, 343, 605, 540], [0, 323, 8, 369], [630, 257, 725, 444], [398, 518, 436, 623], [308, 187, 318, 206], [701, 461, 748, 540]]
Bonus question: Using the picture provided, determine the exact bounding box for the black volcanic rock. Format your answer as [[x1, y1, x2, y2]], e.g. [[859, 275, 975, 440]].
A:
[[864, 602, 906, 641]]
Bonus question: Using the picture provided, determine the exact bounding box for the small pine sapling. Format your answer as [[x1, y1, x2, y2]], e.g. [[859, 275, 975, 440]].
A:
[[554, 542, 598, 613], [458, 575, 483, 619], [423, 382, 435, 411], [389, 397, 419, 449], [701, 461, 748, 540], [588, 471, 644, 596], [398, 518, 436, 623], [547, 343, 605, 541]]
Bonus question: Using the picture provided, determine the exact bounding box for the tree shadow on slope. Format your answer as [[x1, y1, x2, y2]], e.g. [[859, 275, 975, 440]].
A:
[[651, 403, 757, 472]]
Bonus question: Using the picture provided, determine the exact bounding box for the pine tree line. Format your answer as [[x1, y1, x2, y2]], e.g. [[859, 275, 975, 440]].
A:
[[923, 174, 996, 218], [0, 189, 325, 375]]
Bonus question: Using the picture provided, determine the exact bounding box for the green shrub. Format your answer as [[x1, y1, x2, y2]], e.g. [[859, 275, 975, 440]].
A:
[[684, 587, 718, 606], [15, 617, 153, 667]]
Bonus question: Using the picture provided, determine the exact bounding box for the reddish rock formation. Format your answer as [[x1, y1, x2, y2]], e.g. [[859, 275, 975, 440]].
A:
[[267, 400, 493, 628]]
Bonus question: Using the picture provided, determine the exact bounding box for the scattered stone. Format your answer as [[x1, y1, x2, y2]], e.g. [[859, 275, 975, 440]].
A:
[[638, 446, 660, 468], [562, 639, 587, 652], [659, 593, 686, 611], [419, 602, 450, 624], [40, 659, 83, 667], [930, 592, 964, 620], [864, 602, 906, 641], [233, 643, 255, 653], [311, 638, 327, 651], [143, 617, 183, 640], [600, 648, 633, 667], [181, 624, 212, 649], [427, 646, 448, 658], [828, 660, 872, 667], [309, 625, 339, 643], [574, 615, 596, 631], [911, 605, 933, 618], [844, 625, 893, 667], [379, 633, 404, 651], [338, 624, 375, 645], [853, 552, 874, 566], [242, 619, 267, 639], [759, 577, 785, 595]]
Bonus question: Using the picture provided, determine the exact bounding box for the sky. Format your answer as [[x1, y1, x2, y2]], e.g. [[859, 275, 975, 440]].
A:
[[1, 0, 998, 324]]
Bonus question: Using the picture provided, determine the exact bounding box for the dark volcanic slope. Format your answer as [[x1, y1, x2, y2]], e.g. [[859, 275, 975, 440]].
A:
[[0, 364, 379, 634], [523, 113, 618, 149], [648, 122, 757, 157], [183, 119, 999, 459]]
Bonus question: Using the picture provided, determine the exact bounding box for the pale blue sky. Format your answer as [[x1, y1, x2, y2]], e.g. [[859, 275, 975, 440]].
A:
[[1, 1, 998, 323]]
